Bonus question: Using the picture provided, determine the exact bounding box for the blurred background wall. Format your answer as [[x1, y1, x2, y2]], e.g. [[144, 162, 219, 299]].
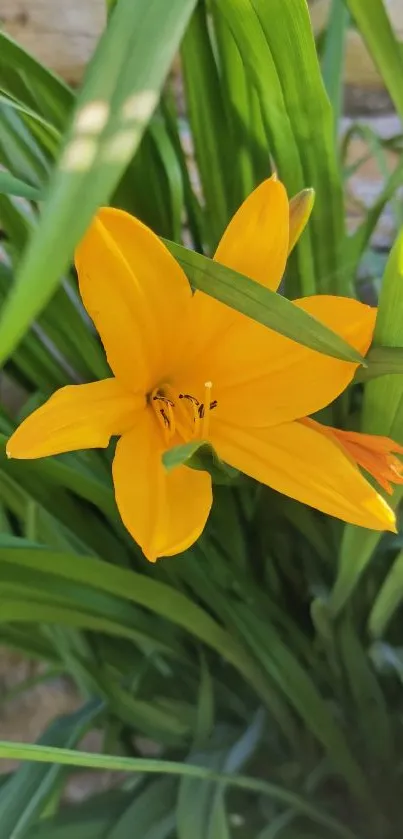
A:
[[0, 0, 402, 87]]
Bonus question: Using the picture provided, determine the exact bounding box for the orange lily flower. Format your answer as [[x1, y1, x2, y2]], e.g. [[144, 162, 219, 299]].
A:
[[7, 177, 399, 560]]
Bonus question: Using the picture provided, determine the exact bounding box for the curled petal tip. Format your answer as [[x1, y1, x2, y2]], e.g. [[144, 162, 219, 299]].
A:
[[288, 188, 315, 254], [379, 499, 398, 533]]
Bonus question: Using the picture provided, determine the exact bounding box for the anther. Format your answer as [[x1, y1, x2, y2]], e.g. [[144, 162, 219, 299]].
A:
[[197, 398, 217, 419], [160, 408, 170, 428], [179, 394, 200, 405], [153, 395, 175, 407], [150, 387, 176, 439]]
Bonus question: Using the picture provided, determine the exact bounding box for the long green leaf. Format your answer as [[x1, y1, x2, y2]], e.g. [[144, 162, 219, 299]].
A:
[[0, 541, 273, 704], [230, 602, 370, 801], [346, 0, 403, 122], [0, 0, 197, 364], [0, 31, 73, 129], [321, 0, 349, 129], [0, 171, 41, 200], [369, 550, 403, 638], [0, 742, 355, 839], [106, 779, 176, 839], [343, 146, 403, 283], [181, 4, 234, 247], [337, 619, 392, 761], [215, 0, 344, 296], [330, 228, 403, 615], [356, 346, 403, 382], [28, 791, 133, 839], [166, 240, 365, 363], [0, 700, 103, 838]]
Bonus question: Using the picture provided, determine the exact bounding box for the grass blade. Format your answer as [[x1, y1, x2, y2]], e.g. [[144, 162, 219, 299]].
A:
[[0, 742, 356, 839], [346, 0, 403, 122], [330, 228, 403, 615], [0, 700, 103, 838]]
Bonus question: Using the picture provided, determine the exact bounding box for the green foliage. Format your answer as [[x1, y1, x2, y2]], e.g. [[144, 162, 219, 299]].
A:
[[0, 1, 403, 837]]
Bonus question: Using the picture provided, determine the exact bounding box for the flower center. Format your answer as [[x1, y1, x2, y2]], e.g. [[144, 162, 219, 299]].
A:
[[150, 381, 217, 443]]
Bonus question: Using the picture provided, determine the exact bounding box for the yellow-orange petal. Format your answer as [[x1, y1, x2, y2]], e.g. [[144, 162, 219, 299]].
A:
[[112, 408, 212, 561], [214, 175, 289, 290], [75, 208, 192, 394], [211, 418, 396, 532], [6, 379, 141, 459], [304, 418, 403, 495], [180, 295, 376, 429], [288, 188, 315, 254], [178, 177, 290, 365]]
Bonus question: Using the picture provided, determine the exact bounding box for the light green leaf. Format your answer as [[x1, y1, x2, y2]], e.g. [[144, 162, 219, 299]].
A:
[[0, 30, 73, 129], [214, 0, 344, 296], [162, 441, 238, 485], [346, 0, 403, 123], [162, 440, 209, 471], [369, 550, 403, 638], [330, 228, 403, 616], [209, 5, 269, 201], [321, 0, 349, 129], [356, 346, 403, 382], [0, 0, 197, 364], [344, 151, 403, 279], [0, 171, 41, 200], [181, 4, 233, 246]]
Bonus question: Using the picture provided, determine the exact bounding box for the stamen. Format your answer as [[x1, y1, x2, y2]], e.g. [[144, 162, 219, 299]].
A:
[[160, 408, 170, 428], [150, 384, 217, 443], [153, 395, 174, 407], [178, 393, 201, 434], [201, 381, 213, 438], [179, 394, 200, 406], [151, 389, 176, 441]]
